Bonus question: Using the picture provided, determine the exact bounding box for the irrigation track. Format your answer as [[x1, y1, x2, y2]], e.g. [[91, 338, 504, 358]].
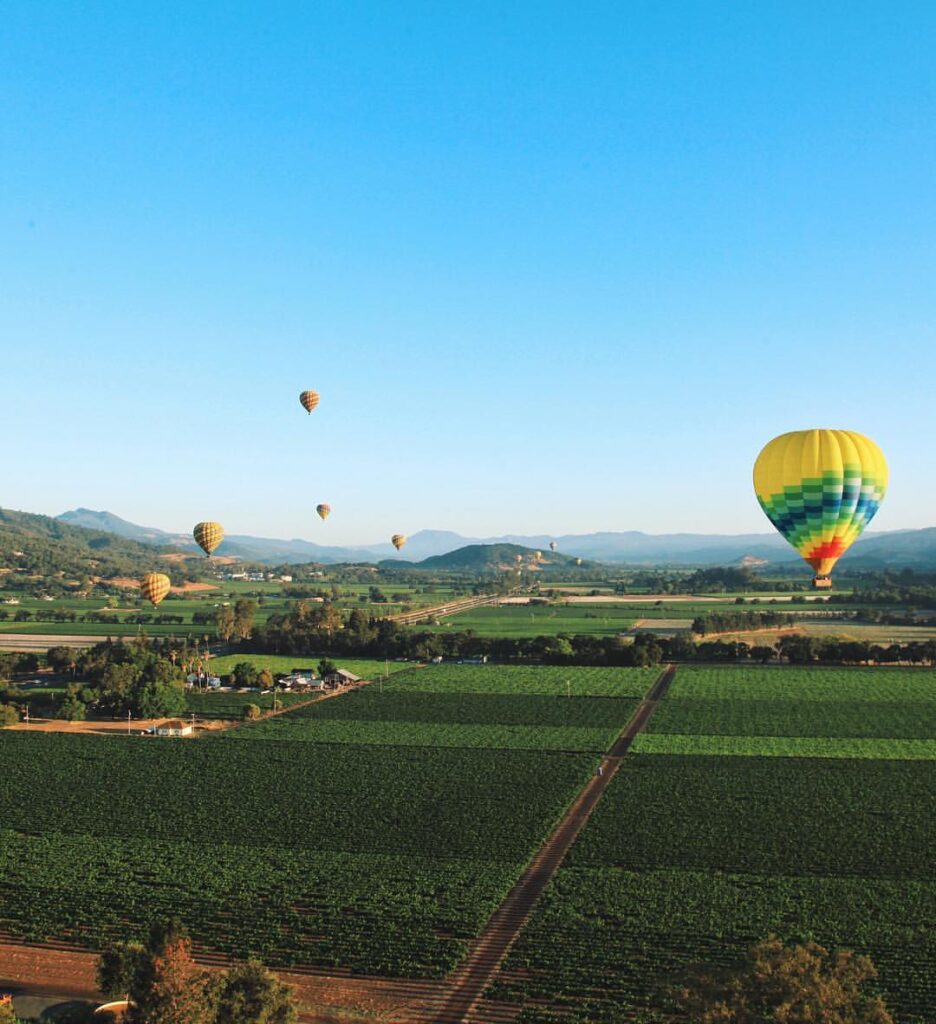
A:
[[392, 664, 678, 1024]]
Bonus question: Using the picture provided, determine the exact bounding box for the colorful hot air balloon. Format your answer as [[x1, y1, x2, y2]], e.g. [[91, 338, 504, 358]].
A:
[[193, 521, 224, 557], [316, 504, 331, 520], [753, 429, 888, 588], [299, 390, 320, 414], [391, 534, 406, 551], [140, 572, 171, 607], [549, 541, 557, 552]]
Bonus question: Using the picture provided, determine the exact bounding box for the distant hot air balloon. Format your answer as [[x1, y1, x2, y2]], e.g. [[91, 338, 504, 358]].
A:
[[549, 541, 557, 552], [391, 534, 407, 551], [299, 390, 320, 414], [515, 554, 523, 565], [193, 521, 224, 557], [140, 572, 171, 607], [534, 550, 543, 561], [575, 557, 582, 566], [316, 504, 331, 520], [753, 429, 888, 588]]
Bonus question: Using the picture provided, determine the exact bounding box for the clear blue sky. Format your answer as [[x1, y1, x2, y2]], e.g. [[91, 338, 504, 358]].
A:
[[2, 2, 935, 543]]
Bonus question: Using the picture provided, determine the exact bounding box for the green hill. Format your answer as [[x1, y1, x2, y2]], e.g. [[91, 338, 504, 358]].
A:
[[414, 543, 584, 571], [0, 507, 190, 587]]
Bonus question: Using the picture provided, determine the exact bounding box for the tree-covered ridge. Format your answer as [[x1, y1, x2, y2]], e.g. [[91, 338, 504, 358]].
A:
[[0, 507, 188, 585]]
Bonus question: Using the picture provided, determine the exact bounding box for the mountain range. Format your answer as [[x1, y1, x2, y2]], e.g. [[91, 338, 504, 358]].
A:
[[56, 508, 936, 569]]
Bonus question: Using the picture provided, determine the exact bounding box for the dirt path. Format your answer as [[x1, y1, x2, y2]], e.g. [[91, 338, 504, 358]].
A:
[[392, 665, 677, 1024]]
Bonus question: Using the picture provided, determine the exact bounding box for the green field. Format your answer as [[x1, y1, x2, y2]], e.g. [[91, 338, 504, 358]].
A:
[[226, 683, 640, 751], [419, 603, 635, 637], [492, 664, 936, 1024], [204, 654, 410, 679], [184, 690, 311, 719], [385, 664, 656, 697]]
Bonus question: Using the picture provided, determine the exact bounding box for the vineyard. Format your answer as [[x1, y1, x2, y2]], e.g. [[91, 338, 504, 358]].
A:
[[489, 664, 936, 1024], [0, 663, 628, 976], [228, 683, 640, 750], [383, 664, 656, 697]]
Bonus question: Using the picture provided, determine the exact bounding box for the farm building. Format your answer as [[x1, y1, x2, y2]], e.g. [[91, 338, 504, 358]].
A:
[[154, 719, 194, 737], [324, 669, 362, 687]]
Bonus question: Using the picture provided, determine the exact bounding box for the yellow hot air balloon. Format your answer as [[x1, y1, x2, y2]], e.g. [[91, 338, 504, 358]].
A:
[[753, 429, 888, 588], [575, 557, 582, 566], [140, 572, 171, 607], [316, 504, 331, 520], [534, 550, 543, 561], [299, 390, 320, 414], [193, 521, 224, 557], [391, 534, 406, 551]]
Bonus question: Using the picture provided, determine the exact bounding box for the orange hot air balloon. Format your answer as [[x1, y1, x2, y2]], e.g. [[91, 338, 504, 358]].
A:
[[316, 504, 331, 520], [141, 573, 171, 607], [391, 534, 406, 551], [299, 390, 320, 414], [193, 521, 224, 557]]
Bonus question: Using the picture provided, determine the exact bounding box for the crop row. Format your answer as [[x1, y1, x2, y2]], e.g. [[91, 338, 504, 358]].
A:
[[667, 665, 936, 702], [0, 733, 595, 862], [566, 754, 936, 879], [386, 664, 657, 697], [645, 697, 936, 738], [492, 867, 936, 1024], [632, 733, 936, 759], [228, 688, 640, 750], [0, 829, 515, 977]]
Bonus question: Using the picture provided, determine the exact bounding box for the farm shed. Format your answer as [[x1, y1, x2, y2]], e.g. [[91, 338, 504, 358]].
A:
[[154, 719, 194, 737], [324, 669, 362, 686]]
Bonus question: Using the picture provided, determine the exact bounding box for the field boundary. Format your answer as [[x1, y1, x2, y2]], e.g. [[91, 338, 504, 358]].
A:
[[394, 664, 677, 1024]]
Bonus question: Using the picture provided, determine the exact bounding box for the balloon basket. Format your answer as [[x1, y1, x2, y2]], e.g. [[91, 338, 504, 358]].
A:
[[812, 576, 833, 590]]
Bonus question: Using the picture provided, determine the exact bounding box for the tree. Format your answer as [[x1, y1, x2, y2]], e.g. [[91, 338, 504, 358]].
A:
[[0, 704, 19, 727], [257, 668, 273, 689], [57, 695, 87, 721], [242, 703, 261, 721], [317, 658, 337, 678], [676, 936, 894, 1024], [215, 606, 236, 642], [233, 599, 257, 641], [231, 662, 258, 688], [211, 960, 297, 1024], [131, 937, 214, 1024]]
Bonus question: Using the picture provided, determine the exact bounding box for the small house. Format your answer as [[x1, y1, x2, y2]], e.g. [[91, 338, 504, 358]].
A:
[[324, 669, 361, 688], [154, 719, 194, 737]]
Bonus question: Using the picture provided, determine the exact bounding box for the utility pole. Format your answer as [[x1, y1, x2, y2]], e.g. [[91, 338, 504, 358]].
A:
[[127, 710, 132, 736], [567, 679, 571, 699]]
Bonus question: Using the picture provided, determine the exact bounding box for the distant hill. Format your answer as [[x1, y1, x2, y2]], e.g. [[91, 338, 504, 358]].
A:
[[412, 543, 584, 571], [0, 507, 187, 583], [52, 508, 936, 570]]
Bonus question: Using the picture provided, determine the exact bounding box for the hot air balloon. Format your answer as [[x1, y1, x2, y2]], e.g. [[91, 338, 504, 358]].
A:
[[316, 504, 331, 520], [534, 550, 543, 561], [391, 534, 406, 551], [549, 541, 557, 552], [753, 429, 888, 588], [515, 554, 524, 564], [299, 390, 320, 414], [193, 521, 224, 557], [140, 572, 171, 607], [575, 557, 582, 566]]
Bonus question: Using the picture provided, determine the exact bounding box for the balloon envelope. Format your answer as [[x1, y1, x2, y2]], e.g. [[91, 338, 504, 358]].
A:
[[193, 521, 224, 557], [753, 429, 888, 578], [140, 572, 171, 607], [299, 390, 320, 414], [316, 504, 331, 520], [549, 541, 557, 551], [391, 534, 406, 551]]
